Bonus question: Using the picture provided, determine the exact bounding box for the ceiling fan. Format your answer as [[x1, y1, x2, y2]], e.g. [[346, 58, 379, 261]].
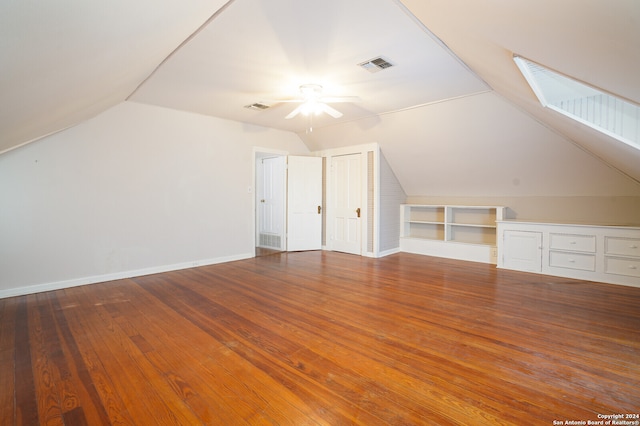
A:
[[278, 84, 358, 120]]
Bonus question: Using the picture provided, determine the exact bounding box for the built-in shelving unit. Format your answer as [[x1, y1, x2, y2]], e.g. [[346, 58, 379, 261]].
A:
[[498, 221, 640, 287], [400, 205, 505, 264]]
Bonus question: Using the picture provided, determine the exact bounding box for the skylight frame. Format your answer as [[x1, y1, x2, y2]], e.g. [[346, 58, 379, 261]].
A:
[[514, 55, 640, 151]]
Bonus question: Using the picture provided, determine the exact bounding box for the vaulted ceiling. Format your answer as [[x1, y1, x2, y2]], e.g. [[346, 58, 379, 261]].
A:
[[1, 0, 639, 187]]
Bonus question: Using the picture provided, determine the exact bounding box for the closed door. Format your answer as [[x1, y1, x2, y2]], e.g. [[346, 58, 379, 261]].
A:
[[330, 153, 362, 255], [287, 156, 322, 251], [503, 230, 542, 272]]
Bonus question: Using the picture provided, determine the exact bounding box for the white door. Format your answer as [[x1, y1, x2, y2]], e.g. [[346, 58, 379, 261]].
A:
[[287, 156, 322, 251], [503, 230, 542, 272], [330, 153, 362, 255], [256, 156, 286, 250]]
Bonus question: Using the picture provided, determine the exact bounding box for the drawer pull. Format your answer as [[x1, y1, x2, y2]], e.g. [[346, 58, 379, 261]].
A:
[[630, 266, 638, 270], [570, 241, 577, 244], [568, 259, 575, 263], [630, 245, 638, 249]]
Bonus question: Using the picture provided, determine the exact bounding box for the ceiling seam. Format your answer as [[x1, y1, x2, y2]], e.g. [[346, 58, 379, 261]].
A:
[[295, 89, 493, 134], [126, 0, 237, 101], [393, 0, 491, 91]]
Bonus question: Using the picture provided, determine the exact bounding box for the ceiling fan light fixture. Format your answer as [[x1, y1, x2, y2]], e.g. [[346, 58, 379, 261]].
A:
[[283, 83, 348, 120], [299, 83, 323, 98], [301, 100, 327, 116]]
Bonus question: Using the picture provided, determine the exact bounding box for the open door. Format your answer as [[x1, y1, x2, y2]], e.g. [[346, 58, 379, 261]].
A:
[[287, 156, 322, 251], [256, 156, 286, 251]]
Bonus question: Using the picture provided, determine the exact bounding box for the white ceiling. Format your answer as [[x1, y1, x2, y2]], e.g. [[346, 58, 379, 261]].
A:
[[0, 0, 230, 154], [1, 0, 639, 185], [128, 0, 489, 133]]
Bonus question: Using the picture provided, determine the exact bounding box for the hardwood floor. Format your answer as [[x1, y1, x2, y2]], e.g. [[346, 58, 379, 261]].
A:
[[1, 251, 639, 425]]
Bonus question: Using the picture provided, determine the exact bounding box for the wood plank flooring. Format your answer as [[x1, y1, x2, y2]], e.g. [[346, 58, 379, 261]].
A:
[[1, 251, 639, 425]]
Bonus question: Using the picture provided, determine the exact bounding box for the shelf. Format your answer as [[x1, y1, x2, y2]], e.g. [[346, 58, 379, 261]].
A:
[[449, 223, 496, 229], [448, 206, 500, 227], [448, 225, 497, 245], [406, 222, 445, 240], [406, 205, 445, 223], [400, 204, 505, 264]]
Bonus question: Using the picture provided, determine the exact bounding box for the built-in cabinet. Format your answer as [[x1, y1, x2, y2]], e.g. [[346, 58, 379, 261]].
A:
[[498, 221, 640, 287], [400, 205, 505, 264]]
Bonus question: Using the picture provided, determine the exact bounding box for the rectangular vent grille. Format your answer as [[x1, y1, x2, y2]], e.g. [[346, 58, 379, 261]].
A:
[[259, 233, 281, 249], [244, 102, 271, 110], [358, 56, 394, 73]]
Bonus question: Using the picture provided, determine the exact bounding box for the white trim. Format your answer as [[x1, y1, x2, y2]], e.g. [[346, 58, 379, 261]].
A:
[[253, 146, 290, 252], [318, 143, 379, 256], [0, 253, 254, 299], [378, 247, 401, 258], [373, 145, 381, 257]]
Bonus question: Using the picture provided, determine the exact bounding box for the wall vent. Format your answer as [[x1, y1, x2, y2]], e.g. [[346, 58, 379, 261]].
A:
[[244, 102, 271, 110], [259, 233, 281, 249], [358, 56, 394, 73]]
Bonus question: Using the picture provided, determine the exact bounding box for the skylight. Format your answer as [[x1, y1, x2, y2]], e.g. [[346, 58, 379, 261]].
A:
[[514, 56, 640, 150]]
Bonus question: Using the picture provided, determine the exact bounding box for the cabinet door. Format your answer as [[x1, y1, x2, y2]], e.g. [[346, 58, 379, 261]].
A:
[[503, 230, 542, 272]]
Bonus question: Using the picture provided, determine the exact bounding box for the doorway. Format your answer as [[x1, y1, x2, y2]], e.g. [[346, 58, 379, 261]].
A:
[[255, 153, 286, 256], [254, 152, 323, 256]]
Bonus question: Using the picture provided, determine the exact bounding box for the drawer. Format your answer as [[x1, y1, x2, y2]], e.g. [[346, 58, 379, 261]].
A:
[[549, 251, 596, 272], [605, 237, 640, 258], [549, 233, 596, 253], [605, 257, 640, 278]]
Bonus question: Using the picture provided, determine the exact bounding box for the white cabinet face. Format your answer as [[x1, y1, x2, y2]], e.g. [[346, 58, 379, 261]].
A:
[[503, 230, 543, 273]]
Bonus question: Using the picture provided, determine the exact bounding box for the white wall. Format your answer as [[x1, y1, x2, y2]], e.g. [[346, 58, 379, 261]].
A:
[[379, 151, 406, 253], [0, 101, 310, 297]]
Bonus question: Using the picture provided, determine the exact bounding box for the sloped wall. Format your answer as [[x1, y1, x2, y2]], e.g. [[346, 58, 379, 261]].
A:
[[300, 92, 640, 225], [379, 151, 407, 253], [0, 101, 310, 297]]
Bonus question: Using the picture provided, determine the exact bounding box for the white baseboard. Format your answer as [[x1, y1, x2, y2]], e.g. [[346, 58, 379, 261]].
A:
[[377, 247, 401, 258], [0, 252, 254, 299], [400, 237, 496, 264]]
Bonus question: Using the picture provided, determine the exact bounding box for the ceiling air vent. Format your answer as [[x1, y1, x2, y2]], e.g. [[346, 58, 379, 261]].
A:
[[244, 102, 271, 110], [358, 56, 394, 73]]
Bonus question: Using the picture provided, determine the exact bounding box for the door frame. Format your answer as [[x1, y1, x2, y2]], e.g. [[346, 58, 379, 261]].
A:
[[253, 143, 382, 258], [253, 147, 288, 254], [319, 143, 379, 257]]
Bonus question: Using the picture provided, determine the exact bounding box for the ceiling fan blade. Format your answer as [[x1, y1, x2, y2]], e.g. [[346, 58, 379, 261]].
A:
[[319, 96, 361, 103], [285, 104, 304, 119], [270, 99, 304, 103], [320, 103, 343, 118]]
